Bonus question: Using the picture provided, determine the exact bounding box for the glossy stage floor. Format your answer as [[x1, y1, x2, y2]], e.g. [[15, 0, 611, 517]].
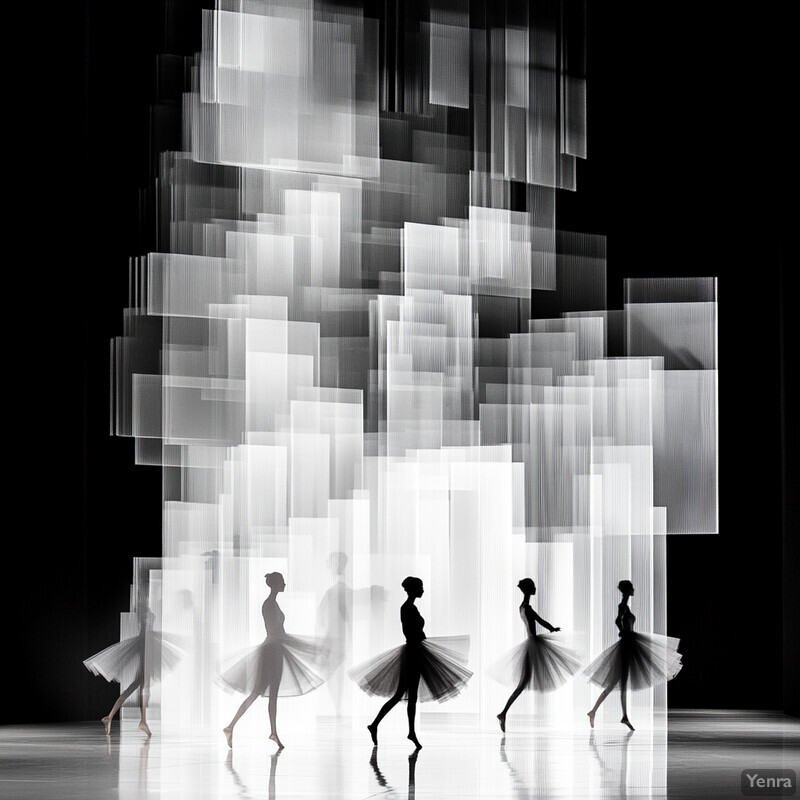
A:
[[2, 711, 798, 800]]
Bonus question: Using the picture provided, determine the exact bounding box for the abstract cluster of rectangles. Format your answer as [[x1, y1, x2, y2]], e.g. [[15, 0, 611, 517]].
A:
[[108, 0, 716, 729]]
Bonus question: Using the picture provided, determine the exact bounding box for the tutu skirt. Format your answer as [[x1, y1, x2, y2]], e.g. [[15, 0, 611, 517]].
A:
[[348, 636, 472, 703], [219, 635, 325, 698], [489, 634, 582, 693], [83, 631, 183, 687], [584, 632, 682, 691]]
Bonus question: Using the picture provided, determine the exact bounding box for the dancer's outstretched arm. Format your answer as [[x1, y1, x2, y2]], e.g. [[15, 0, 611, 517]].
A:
[[531, 609, 560, 632]]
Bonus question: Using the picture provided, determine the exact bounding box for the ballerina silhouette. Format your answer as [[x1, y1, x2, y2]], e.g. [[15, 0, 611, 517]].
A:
[[220, 572, 325, 749], [83, 597, 182, 737], [492, 578, 581, 732], [349, 576, 472, 749], [585, 580, 682, 730]]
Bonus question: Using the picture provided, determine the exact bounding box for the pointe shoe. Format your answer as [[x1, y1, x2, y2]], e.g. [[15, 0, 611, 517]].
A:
[[139, 722, 152, 737], [223, 727, 233, 748], [587, 711, 596, 729], [621, 716, 635, 731], [367, 723, 378, 746], [101, 716, 112, 736], [497, 713, 506, 733], [269, 733, 285, 750], [407, 733, 422, 750]]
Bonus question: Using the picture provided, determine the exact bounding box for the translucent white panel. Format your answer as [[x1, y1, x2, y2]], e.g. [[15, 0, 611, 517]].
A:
[[291, 399, 364, 499], [226, 231, 295, 299], [594, 446, 654, 536], [163, 501, 219, 558], [652, 370, 718, 534], [526, 24, 557, 187], [132, 374, 163, 438], [527, 402, 592, 536], [575, 358, 655, 446], [625, 276, 717, 304], [246, 351, 314, 432], [285, 190, 341, 289], [509, 331, 577, 381], [469, 206, 533, 297], [194, 7, 379, 176], [404, 223, 464, 294], [563, 75, 587, 158], [290, 433, 330, 517], [626, 302, 717, 370], [239, 444, 288, 532], [148, 254, 244, 318], [163, 377, 245, 445], [215, 11, 303, 76], [529, 316, 605, 361], [430, 22, 470, 109]]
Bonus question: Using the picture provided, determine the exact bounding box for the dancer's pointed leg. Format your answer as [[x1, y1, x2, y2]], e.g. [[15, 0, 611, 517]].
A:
[[224, 692, 259, 748]]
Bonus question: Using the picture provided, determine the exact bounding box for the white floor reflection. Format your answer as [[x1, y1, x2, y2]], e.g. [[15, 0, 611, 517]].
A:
[[1, 712, 798, 800]]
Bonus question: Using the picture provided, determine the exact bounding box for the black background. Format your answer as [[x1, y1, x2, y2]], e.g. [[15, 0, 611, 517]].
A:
[[6, 1, 795, 723]]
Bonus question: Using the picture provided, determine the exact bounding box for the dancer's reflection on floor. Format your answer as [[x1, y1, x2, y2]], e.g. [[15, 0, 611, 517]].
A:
[[225, 749, 281, 800], [107, 731, 151, 798], [498, 735, 550, 799], [137, 738, 151, 796], [407, 748, 418, 800], [368, 746, 419, 800], [588, 728, 633, 799], [368, 746, 390, 791], [498, 735, 525, 799], [498, 732, 563, 798], [224, 751, 248, 799]]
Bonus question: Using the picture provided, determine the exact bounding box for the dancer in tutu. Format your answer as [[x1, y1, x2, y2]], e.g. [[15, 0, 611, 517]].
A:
[[585, 580, 682, 731], [492, 578, 581, 732], [220, 572, 324, 749], [83, 599, 182, 737], [349, 576, 472, 749]]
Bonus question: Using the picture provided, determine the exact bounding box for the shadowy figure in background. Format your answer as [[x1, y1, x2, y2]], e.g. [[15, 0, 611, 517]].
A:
[[220, 571, 324, 749], [585, 580, 682, 731], [349, 576, 472, 749], [83, 597, 182, 736], [317, 551, 353, 714], [492, 578, 581, 732]]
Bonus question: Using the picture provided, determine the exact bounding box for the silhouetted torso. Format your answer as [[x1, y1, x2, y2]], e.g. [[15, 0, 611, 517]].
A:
[[519, 603, 555, 637], [262, 599, 286, 638], [401, 602, 426, 643], [616, 603, 635, 635]]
